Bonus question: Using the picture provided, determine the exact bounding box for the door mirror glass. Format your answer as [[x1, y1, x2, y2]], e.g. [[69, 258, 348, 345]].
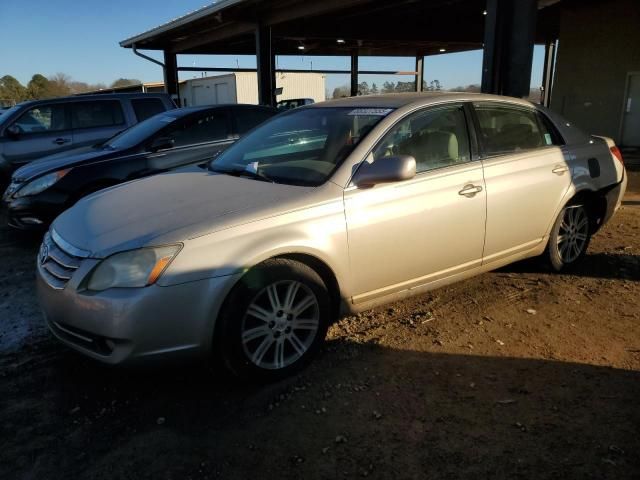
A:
[[6, 124, 21, 139], [150, 136, 175, 152], [352, 155, 416, 188]]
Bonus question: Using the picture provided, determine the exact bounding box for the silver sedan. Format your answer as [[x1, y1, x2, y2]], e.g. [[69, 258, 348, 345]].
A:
[[36, 93, 627, 380]]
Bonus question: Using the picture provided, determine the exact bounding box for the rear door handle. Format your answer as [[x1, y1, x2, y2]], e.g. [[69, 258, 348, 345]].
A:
[[458, 184, 483, 197], [552, 165, 569, 175], [53, 138, 71, 145]]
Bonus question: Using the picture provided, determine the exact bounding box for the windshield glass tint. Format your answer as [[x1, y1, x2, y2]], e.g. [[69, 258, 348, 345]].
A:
[[106, 112, 181, 150], [211, 107, 391, 186]]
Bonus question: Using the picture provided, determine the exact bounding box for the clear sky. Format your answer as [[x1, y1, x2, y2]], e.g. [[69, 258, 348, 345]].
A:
[[0, 0, 544, 94]]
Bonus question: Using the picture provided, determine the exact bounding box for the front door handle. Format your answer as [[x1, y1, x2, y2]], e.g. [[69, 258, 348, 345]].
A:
[[53, 138, 71, 145], [458, 184, 483, 197], [552, 165, 569, 175]]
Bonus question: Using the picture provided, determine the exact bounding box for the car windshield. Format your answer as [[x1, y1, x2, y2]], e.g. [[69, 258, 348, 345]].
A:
[[210, 107, 391, 186], [104, 111, 182, 150]]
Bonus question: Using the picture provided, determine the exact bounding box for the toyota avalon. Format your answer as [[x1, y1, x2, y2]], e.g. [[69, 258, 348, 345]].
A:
[[36, 93, 627, 380]]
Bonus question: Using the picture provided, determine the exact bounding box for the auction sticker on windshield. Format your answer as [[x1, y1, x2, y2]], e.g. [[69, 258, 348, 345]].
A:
[[348, 108, 393, 116]]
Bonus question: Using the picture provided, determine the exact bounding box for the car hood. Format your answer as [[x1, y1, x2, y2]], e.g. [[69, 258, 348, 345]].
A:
[[12, 146, 118, 181], [52, 168, 315, 258]]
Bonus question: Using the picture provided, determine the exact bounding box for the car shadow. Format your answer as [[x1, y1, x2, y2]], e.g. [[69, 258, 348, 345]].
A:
[[1, 339, 639, 479], [499, 252, 639, 281]]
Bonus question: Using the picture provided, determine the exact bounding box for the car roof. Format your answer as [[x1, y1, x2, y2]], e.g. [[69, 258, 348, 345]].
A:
[[161, 103, 277, 117], [311, 92, 535, 109], [14, 92, 172, 108]]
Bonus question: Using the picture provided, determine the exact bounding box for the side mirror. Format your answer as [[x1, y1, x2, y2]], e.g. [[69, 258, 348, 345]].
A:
[[352, 155, 416, 188], [150, 136, 175, 152], [6, 125, 21, 140]]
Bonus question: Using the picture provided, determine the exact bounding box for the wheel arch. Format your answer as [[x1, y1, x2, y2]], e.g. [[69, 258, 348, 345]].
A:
[[272, 252, 342, 321], [563, 188, 609, 234], [214, 249, 344, 329]]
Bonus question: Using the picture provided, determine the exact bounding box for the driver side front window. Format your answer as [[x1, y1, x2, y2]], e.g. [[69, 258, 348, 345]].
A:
[[373, 105, 471, 173], [12, 104, 68, 134]]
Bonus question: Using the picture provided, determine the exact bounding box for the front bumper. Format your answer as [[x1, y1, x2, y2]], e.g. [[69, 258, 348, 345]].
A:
[[37, 263, 241, 365], [3, 192, 68, 230]]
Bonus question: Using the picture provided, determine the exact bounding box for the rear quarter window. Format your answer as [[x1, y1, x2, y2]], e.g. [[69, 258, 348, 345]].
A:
[[132, 98, 167, 122], [536, 111, 565, 146]]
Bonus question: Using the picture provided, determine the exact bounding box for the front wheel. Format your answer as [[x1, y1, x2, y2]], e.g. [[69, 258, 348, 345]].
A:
[[546, 203, 591, 272], [215, 259, 331, 381]]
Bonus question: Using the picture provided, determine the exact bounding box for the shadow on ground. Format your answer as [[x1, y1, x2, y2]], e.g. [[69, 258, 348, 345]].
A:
[[500, 252, 639, 282], [1, 340, 638, 480]]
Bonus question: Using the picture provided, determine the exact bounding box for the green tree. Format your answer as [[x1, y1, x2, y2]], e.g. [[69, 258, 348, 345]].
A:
[[46, 73, 72, 97], [358, 81, 370, 96], [394, 81, 415, 92], [0, 75, 26, 103], [332, 85, 350, 98], [371, 83, 379, 94], [110, 78, 141, 88], [382, 81, 396, 93], [426, 79, 443, 91], [26, 74, 51, 99]]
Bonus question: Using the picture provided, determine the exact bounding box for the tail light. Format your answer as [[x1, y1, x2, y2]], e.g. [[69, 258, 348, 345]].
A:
[[610, 146, 624, 166]]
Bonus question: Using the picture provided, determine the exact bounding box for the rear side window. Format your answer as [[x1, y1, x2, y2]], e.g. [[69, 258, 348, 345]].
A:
[[132, 98, 166, 122], [71, 101, 124, 129], [234, 108, 276, 135], [474, 104, 551, 156], [164, 111, 229, 147], [12, 104, 69, 133]]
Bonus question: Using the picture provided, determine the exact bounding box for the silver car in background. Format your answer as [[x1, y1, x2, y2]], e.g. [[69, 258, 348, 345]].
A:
[[36, 93, 627, 380]]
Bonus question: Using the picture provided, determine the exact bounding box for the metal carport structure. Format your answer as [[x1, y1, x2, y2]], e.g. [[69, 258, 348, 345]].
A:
[[120, 0, 562, 106]]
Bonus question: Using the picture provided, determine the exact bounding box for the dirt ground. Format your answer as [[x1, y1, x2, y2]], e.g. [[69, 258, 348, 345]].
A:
[[1, 172, 639, 480]]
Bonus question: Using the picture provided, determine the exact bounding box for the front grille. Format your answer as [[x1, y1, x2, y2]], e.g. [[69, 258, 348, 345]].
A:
[[38, 230, 86, 290]]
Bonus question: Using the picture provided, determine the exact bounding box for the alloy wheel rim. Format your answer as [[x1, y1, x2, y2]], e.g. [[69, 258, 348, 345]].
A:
[[241, 280, 320, 370], [556, 206, 589, 264]]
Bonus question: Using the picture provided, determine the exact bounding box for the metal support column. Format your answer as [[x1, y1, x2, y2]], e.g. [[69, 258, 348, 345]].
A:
[[481, 0, 537, 98], [415, 55, 424, 92], [163, 50, 179, 100], [541, 39, 557, 107], [256, 24, 275, 106], [350, 54, 359, 97]]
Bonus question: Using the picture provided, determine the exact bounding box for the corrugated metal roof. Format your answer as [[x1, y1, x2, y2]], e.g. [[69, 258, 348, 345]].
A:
[[119, 0, 248, 47]]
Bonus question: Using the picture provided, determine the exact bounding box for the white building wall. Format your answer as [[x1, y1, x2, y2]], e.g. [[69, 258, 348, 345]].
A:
[[179, 74, 238, 107], [180, 72, 326, 106], [275, 72, 326, 103], [234, 72, 260, 104]]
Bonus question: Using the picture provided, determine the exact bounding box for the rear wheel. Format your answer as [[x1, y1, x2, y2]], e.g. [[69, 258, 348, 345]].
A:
[[546, 203, 591, 271], [216, 258, 331, 381]]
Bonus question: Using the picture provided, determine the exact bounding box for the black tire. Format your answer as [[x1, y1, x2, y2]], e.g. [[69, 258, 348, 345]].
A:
[[546, 203, 592, 272], [215, 258, 331, 381]]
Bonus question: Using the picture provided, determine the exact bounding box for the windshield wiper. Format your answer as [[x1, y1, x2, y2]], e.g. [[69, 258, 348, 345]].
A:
[[209, 165, 274, 183]]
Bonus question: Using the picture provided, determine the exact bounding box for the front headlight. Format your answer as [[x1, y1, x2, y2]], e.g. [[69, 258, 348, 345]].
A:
[[87, 245, 181, 291], [14, 169, 71, 198]]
